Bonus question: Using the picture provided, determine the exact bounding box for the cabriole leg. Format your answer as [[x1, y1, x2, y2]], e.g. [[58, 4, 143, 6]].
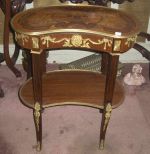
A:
[[99, 54, 119, 150], [101, 53, 108, 75], [31, 51, 43, 151], [99, 103, 112, 149], [33, 102, 42, 151]]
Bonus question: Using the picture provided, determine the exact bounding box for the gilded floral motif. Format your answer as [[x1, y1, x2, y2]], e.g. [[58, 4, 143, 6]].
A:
[[32, 37, 39, 48], [15, 32, 29, 45], [103, 103, 112, 131], [34, 102, 41, 131], [41, 36, 68, 47], [70, 35, 83, 47], [41, 34, 113, 49], [125, 36, 137, 47], [113, 40, 121, 51]]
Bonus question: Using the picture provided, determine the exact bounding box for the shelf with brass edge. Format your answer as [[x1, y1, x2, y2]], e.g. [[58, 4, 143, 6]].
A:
[[19, 70, 125, 109]]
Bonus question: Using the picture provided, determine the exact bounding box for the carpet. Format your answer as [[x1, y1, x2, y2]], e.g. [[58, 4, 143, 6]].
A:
[[0, 64, 150, 154]]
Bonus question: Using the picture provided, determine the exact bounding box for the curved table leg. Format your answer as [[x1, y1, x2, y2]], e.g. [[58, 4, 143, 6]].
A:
[[101, 53, 109, 75], [99, 54, 119, 149], [99, 53, 109, 114], [23, 50, 46, 79], [31, 51, 43, 151]]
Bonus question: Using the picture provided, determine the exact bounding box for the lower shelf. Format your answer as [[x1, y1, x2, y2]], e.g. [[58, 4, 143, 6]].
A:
[[19, 70, 125, 109]]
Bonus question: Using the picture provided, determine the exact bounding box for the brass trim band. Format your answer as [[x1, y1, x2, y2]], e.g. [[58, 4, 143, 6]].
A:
[[15, 32, 137, 53]]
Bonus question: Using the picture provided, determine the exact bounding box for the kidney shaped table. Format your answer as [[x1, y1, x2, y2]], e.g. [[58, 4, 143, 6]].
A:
[[11, 5, 140, 151]]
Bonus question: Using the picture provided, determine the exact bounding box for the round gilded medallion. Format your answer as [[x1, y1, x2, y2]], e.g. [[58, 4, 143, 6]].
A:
[[71, 35, 83, 47]]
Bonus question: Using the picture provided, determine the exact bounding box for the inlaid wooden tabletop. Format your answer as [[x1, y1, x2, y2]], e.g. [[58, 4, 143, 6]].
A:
[[11, 5, 140, 53], [11, 5, 140, 37]]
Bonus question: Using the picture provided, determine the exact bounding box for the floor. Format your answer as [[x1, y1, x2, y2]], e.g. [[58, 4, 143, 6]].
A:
[[0, 63, 150, 154]]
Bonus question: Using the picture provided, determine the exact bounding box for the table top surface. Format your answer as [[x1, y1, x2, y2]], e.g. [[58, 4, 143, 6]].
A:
[[11, 5, 140, 38]]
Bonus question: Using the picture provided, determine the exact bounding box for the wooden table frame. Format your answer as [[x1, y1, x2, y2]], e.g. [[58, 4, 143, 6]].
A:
[[11, 5, 139, 151], [22, 37, 121, 151]]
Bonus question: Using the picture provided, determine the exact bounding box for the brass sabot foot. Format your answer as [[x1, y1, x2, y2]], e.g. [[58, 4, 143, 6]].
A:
[[32, 141, 41, 151], [99, 139, 104, 150]]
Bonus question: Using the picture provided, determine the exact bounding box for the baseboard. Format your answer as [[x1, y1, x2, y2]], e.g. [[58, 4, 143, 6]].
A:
[[0, 42, 149, 65]]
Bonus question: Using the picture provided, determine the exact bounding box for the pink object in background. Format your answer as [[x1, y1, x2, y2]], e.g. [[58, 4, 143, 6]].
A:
[[123, 64, 146, 86]]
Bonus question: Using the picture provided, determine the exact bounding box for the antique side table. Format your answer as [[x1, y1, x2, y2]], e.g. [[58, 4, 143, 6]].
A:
[[11, 5, 140, 151]]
